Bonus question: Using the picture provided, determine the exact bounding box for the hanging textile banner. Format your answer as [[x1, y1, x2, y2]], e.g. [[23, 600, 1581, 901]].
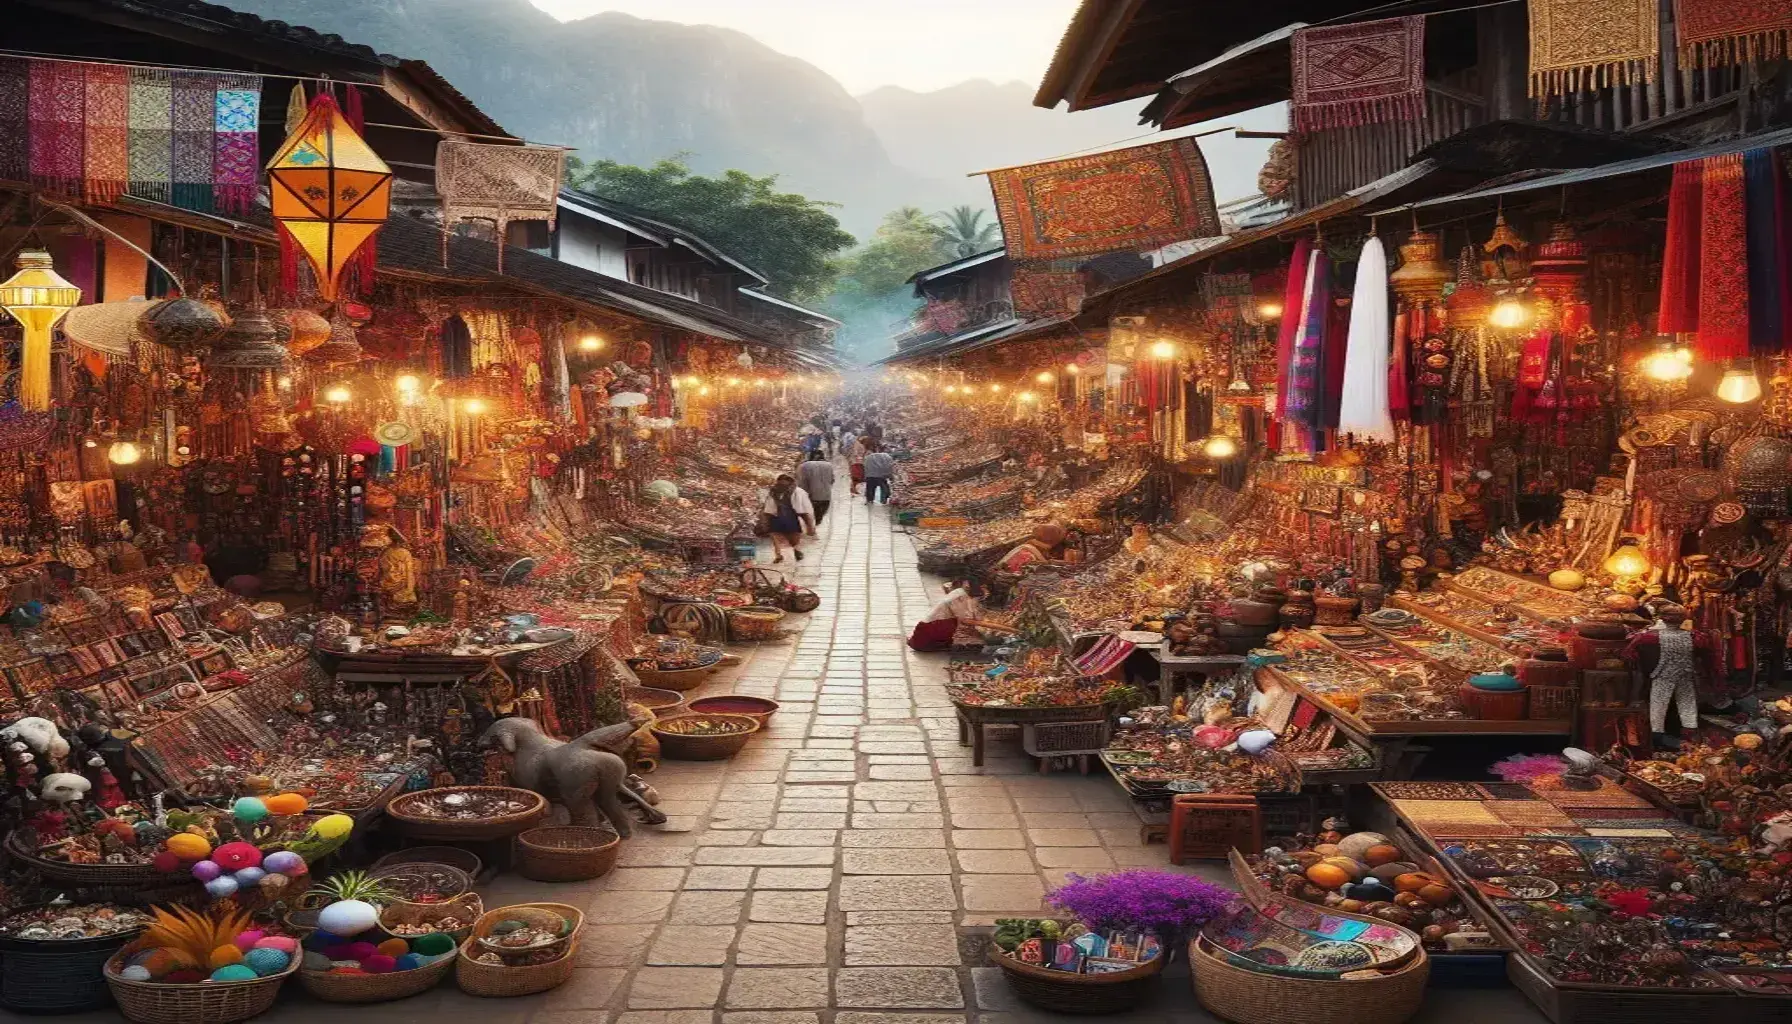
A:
[[436, 141, 567, 268], [0, 57, 261, 212], [1675, 0, 1792, 69], [1291, 16, 1426, 132], [985, 137, 1219, 260], [1526, 0, 1658, 98], [1009, 260, 1086, 318]]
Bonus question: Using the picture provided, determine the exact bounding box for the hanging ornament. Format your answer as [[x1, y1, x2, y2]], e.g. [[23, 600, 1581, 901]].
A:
[[209, 305, 290, 371], [266, 92, 392, 301], [1481, 210, 1529, 285], [0, 250, 81, 411], [138, 297, 227, 348], [306, 311, 362, 367], [274, 308, 332, 357]]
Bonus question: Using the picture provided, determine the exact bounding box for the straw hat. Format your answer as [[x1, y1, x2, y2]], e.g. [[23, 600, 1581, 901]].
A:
[[64, 299, 161, 358]]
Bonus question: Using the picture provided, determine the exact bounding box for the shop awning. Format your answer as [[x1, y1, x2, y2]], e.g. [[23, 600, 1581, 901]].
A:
[[1376, 125, 1792, 212], [877, 317, 1024, 365]]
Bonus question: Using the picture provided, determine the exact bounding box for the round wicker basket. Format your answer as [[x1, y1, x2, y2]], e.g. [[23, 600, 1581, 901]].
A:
[[726, 605, 785, 641], [105, 940, 298, 1024], [378, 891, 483, 944], [296, 945, 455, 1004], [625, 686, 689, 718], [384, 787, 548, 842], [371, 845, 484, 879], [651, 713, 760, 760], [632, 664, 717, 692], [987, 945, 1165, 1014], [4, 832, 168, 886], [455, 939, 578, 997], [468, 902, 584, 965], [513, 826, 621, 882], [1188, 937, 1429, 1024], [686, 694, 780, 725]]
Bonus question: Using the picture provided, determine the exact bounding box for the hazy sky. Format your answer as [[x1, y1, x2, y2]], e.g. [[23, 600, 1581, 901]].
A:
[[528, 0, 1084, 95]]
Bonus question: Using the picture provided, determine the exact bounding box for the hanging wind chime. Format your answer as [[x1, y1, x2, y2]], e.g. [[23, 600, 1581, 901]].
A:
[[266, 91, 392, 302]]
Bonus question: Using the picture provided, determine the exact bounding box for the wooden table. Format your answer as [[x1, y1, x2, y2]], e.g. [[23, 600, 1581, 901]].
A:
[[1147, 648, 1245, 704]]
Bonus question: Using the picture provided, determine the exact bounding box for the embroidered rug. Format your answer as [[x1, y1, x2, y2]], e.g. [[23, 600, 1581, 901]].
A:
[[1698, 152, 1750, 360], [986, 137, 1219, 260], [436, 141, 567, 269], [1292, 16, 1426, 132], [1527, 0, 1659, 98], [1676, 0, 1792, 68]]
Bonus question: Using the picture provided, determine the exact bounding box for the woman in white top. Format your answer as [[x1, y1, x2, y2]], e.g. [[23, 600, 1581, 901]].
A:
[[908, 579, 992, 651], [761, 473, 816, 563]]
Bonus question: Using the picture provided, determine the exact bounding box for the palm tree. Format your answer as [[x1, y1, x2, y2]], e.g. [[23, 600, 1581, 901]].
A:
[[931, 206, 1002, 258]]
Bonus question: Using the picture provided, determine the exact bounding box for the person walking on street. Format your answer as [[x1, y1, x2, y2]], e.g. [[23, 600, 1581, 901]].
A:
[[796, 450, 835, 525], [848, 432, 868, 495], [863, 443, 895, 505], [761, 474, 816, 563]]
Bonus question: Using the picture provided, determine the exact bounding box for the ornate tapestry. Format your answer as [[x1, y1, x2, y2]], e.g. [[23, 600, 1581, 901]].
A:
[[1291, 17, 1426, 132], [436, 141, 567, 269], [986, 138, 1219, 260], [1527, 0, 1659, 98], [1676, 0, 1792, 68], [1009, 260, 1086, 318]]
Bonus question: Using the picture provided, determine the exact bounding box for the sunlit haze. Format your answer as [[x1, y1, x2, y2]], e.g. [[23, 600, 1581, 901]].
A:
[[529, 0, 1084, 95]]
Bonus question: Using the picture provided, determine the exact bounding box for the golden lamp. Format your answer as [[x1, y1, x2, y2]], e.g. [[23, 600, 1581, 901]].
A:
[[1639, 344, 1693, 382], [1716, 367, 1762, 404], [266, 93, 393, 301], [1602, 539, 1651, 582], [0, 250, 81, 411], [1202, 435, 1239, 459]]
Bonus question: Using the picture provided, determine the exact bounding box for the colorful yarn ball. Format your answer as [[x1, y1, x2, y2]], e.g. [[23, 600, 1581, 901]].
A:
[[209, 965, 257, 982], [165, 833, 210, 861], [190, 860, 222, 882], [232, 930, 265, 952], [375, 938, 410, 958], [360, 954, 397, 975], [264, 793, 308, 815], [118, 965, 152, 982], [343, 942, 380, 961], [233, 867, 266, 888], [212, 842, 262, 871], [208, 944, 244, 969], [204, 876, 240, 899], [242, 948, 291, 977], [151, 851, 182, 873], [261, 850, 305, 876], [394, 953, 424, 972], [311, 814, 353, 840], [231, 797, 269, 823], [305, 931, 346, 951], [164, 969, 205, 984], [258, 873, 292, 895], [318, 945, 356, 961], [411, 933, 455, 957], [301, 951, 332, 971], [253, 936, 298, 955]]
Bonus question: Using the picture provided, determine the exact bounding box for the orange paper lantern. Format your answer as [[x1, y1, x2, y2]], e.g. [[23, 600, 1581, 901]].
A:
[[266, 94, 391, 301]]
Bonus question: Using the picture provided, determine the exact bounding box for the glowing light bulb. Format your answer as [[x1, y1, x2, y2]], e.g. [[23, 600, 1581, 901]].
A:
[[726, 377, 741, 387], [1257, 301, 1283, 320], [1066, 363, 1080, 375], [1640, 346, 1694, 382], [1716, 368, 1762, 403], [1035, 371, 1055, 384], [1018, 391, 1037, 403], [1150, 340, 1178, 360], [277, 375, 293, 390], [1203, 435, 1238, 459], [698, 385, 712, 396], [579, 335, 604, 352], [108, 441, 142, 466], [395, 374, 421, 393], [989, 383, 1002, 393], [324, 385, 352, 404], [1602, 541, 1651, 580], [754, 378, 769, 388], [464, 398, 488, 415], [1488, 298, 1530, 329]]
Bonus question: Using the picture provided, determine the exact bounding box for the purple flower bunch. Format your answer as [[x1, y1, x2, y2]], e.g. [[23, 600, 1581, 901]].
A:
[[1047, 870, 1236, 942]]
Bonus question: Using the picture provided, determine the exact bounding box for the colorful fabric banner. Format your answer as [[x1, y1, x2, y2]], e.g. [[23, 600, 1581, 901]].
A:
[[214, 76, 262, 214], [1676, 0, 1792, 69], [1697, 153, 1750, 360], [1291, 16, 1426, 132], [0, 59, 25, 182], [126, 67, 173, 204], [1527, 0, 1659, 98], [1744, 148, 1791, 353], [986, 137, 1219, 260], [83, 64, 129, 203], [1658, 160, 1703, 334], [29, 59, 85, 194]]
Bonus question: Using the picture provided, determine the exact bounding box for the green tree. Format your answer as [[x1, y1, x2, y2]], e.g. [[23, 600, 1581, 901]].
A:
[[572, 157, 855, 301], [821, 207, 955, 361], [931, 205, 1002, 258]]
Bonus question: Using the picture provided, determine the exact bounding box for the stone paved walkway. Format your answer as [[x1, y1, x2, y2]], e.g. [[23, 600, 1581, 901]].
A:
[[29, 472, 1546, 1024]]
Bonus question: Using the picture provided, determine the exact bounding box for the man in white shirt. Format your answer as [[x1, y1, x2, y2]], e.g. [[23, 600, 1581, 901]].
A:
[[760, 474, 816, 563], [862, 444, 895, 505], [795, 450, 835, 525]]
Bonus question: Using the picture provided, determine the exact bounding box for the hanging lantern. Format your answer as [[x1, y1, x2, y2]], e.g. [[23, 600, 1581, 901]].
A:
[[1389, 230, 1450, 303], [275, 308, 332, 357], [1481, 211, 1529, 284], [138, 297, 227, 348], [1716, 367, 1763, 403], [306, 311, 363, 366], [266, 93, 392, 302], [209, 305, 290, 371], [0, 251, 81, 411]]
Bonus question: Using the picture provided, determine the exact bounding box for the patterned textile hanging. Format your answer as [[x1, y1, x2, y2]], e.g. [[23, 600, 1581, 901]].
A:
[[1744, 148, 1792, 353], [435, 141, 567, 270], [1697, 153, 1750, 360], [1675, 0, 1792, 69], [1272, 237, 1313, 419], [1658, 160, 1703, 334], [1339, 235, 1395, 441], [1527, 0, 1659, 98], [1282, 243, 1332, 442], [1291, 17, 1426, 132]]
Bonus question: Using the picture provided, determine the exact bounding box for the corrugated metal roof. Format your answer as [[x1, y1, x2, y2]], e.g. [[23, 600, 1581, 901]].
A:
[[908, 248, 1007, 286]]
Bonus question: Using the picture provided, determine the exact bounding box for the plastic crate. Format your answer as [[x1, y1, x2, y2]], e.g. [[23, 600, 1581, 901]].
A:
[[1022, 720, 1111, 756]]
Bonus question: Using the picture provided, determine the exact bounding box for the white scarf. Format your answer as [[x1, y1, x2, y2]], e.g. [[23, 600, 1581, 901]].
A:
[[1338, 236, 1394, 441]]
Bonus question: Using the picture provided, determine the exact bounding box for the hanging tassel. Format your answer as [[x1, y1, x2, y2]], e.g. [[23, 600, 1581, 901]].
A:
[[1339, 236, 1394, 440], [276, 221, 300, 300], [19, 328, 52, 412], [284, 81, 307, 135]]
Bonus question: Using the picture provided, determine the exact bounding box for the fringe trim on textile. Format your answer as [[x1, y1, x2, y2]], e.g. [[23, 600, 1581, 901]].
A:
[[214, 184, 256, 216], [1293, 93, 1425, 133], [1681, 29, 1792, 69], [1528, 56, 1658, 98]]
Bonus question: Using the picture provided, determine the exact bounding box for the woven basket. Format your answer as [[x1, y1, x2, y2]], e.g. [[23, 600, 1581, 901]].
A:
[[367, 861, 475, 904], [371, 845, 484, 879], [687, 695, 780, 724], [0, 925, 141, 1013], [652, 713, 760, 760], [1311, 596, 1360, 626], [105, 940, 297, 1024], [1189, 936, 1429, 1024], [3, 832, 169, 886], [987, 944, 1165, 1013], [384, 787, 548, 842], [296, 946, 455, 1003], [513, 826, 621, 882], [455, 938, 578, 997], [633, 664, 716, 692], [625, 686, 689, 718], [469, 903, 584, 964], [727, 605, 786, 641], [379, 891, 483, 944]]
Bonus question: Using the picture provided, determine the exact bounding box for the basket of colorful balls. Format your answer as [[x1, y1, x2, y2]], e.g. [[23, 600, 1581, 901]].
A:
[[287, 869, 462, 1002], [104, 905, 301, 1024], [159, 795, 357, 909]]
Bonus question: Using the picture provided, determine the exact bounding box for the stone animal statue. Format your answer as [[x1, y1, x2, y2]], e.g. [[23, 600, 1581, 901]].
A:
[[481, 717, 662, 836]]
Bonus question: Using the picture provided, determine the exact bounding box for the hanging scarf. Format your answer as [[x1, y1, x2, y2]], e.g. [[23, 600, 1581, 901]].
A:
[[1339, 237, 1395, 441], [1745, 148, 1790, 353], [1283, 245, 1332, 436], [212, 75, 262, 214], [1389, 307, 1412, 424], [1697, 153, 1750, 360], [29, 60, 85, 194], [1321, 293, 1350, 437], [126, 67, 173, 204], [170, 71, 216, 212], [1272, 237, 1313, 419], [1658, 159, 1703, 334], [83, 63, 130, 203]]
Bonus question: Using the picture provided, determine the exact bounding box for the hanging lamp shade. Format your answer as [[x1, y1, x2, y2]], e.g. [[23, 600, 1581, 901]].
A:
[[209, 305, 290, 370], [306, 311, 362, 366], [266, 92, 392, 302], [138, 297, 227, 348], [0, 250, 82, 411], [1389, 230, 1449, 303], [275, 308, 332, 356]]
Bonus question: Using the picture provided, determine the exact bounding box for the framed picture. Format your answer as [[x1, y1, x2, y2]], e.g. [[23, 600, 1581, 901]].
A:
[[1300, 483, 1342, 517]]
